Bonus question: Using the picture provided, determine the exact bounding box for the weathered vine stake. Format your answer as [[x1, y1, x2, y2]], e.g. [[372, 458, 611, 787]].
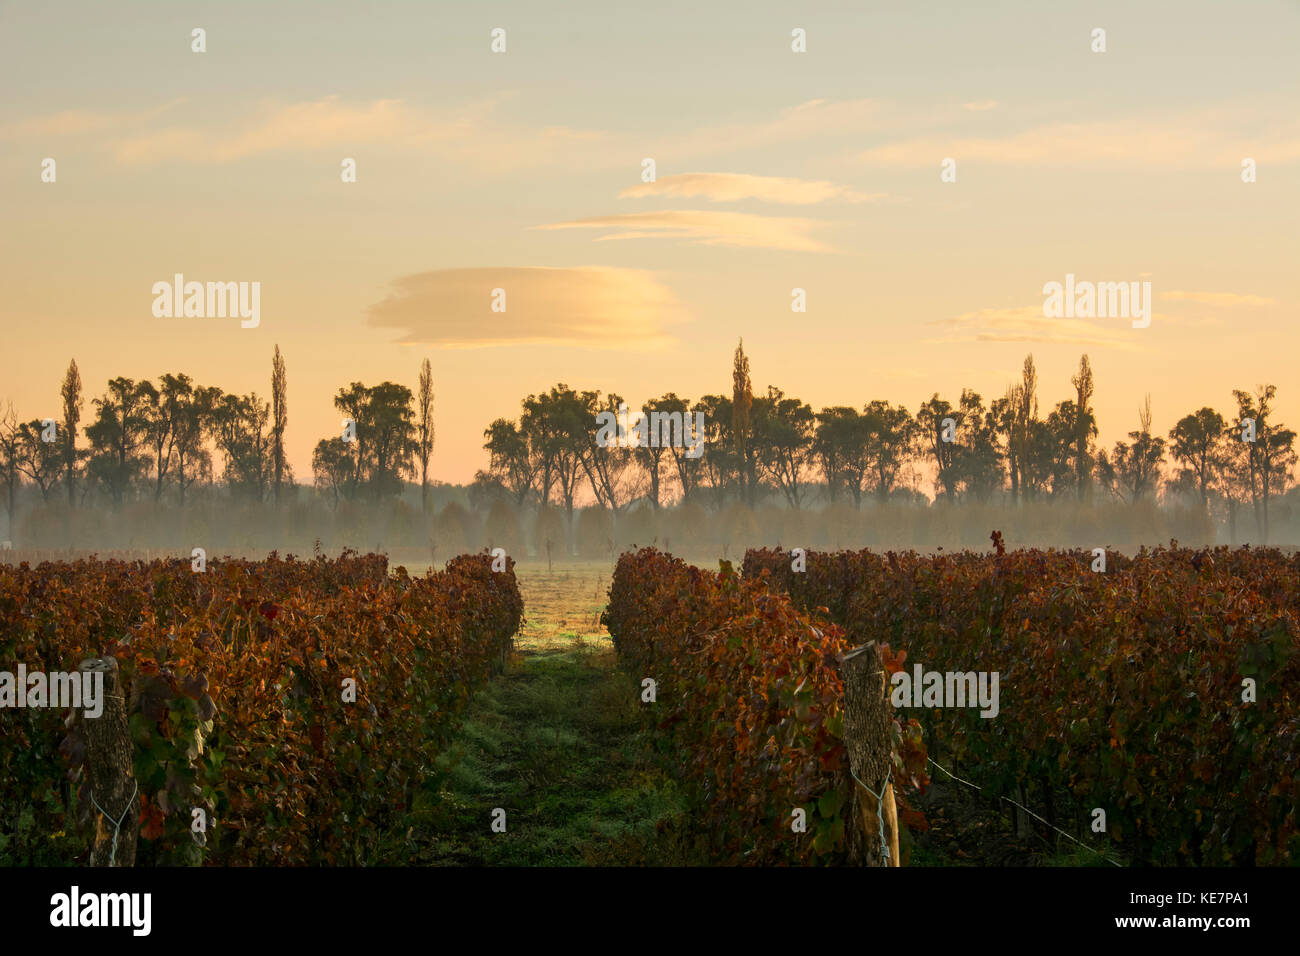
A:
[[839, 641, 899, 867], [78, 656, 139, 867]]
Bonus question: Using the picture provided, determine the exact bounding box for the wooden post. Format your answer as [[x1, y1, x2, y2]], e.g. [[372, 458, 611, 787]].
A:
[[79, 656, 139, 867], [839, 641, 900, 866]]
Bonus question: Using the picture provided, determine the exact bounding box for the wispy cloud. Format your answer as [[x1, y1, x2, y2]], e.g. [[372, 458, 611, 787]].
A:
[[1160, 290, 1275, 306], [365, 266, 685, 348], [859, 112, 1300, 168], [618, 172, 882, 205], [928, 306, 1144, 350], [81, 94, 609, 170], [962, 100, 1001, 112], [3, 100, 188, 139], [534, 210, 833, 252]]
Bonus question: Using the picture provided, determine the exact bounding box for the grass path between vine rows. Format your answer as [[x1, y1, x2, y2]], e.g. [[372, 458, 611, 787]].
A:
[[405, 561, 701, 866]]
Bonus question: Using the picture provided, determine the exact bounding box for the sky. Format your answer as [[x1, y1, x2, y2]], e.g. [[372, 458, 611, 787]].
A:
[[2, 0, 1297, 486]]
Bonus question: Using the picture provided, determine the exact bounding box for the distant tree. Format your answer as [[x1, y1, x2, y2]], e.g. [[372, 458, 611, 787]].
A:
[[953, 390, 1002, 502], [17, 420, 62, 501], [862, 400, 916, 503], [60, 359, 83, 507], [483, 419, 535, 508], [813, 406, 860, 505], [0, 404, 22, 532], [585, 392, 640, 512], [916, 394, 962, 501], [1230, 385, 1296, 542], [633, 394, 687, 509], [144, 376, 180, 501], [521, 385, 589, 541], [1099, 395, 1166, 503], [756, 386, 815, 508], [85, 377, 154, 506], [663, 394, 703, 504], [173, 381, 217, 506], [1040, 401, 1083, 498], [332, 382, 417, 500], [1070, 355, 1098, 499], [990, 386, 1018, 501], [271, 346, 289, 504], [417, 358, 435, 514], [211, 392, 272, 501], [694, 394, 736, 510], [365, 382, 417, 499], [731, 339, 756, 507], [1011, 355, 1040, 501], [1168, 407, 1226, 512], [311, 437, 355, 508]]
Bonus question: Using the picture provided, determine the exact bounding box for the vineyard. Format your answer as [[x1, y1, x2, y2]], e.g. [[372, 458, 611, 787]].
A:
[[0, 550, 522, 865], [602, 548, 928, 865], [602, 541, 1300, 866], [4, 541, 1297, 868]]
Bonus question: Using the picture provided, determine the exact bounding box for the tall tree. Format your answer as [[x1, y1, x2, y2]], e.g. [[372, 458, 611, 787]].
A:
[[731, 339, 755, 507], [1012, 355, 1040, 501], [60, 359, 83, 507], [271, 346, 288, 505], [1070, 355, 1097, 499], [417, 358, 435, 514]]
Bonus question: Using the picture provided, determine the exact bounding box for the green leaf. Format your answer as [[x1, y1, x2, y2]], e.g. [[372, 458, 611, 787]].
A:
[[818, 788, 844, 819]]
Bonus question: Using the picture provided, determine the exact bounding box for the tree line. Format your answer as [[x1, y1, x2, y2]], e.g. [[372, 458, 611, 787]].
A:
[[476, 341, 1297, 542], [0, 349, 437, 535], [3, 340, 1295, 545]]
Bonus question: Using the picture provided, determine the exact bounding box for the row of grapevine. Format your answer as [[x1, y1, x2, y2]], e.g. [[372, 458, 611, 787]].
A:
[[0, 550, 523, 865], [743, 542, 1300, 865], [601, 548, 927, 864]]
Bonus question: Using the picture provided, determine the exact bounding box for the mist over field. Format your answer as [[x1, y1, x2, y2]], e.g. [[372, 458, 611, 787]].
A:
[[4, 347, 1296, 564]]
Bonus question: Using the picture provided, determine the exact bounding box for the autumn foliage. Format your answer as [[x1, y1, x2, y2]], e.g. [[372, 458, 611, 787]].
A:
[[601, 548, 927, 864], [744, 543, 1300, 865], [0, 550, 522, 865]]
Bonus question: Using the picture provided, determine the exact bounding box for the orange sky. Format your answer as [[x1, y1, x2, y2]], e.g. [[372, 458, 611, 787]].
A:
[[2, 1, 1296, 487]]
